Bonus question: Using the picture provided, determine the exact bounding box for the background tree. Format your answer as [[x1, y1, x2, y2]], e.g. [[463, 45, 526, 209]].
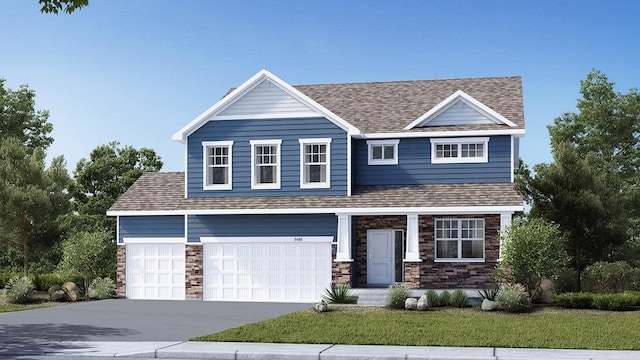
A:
[[0, 137, 70, 276], [58, 230, 115, 296], [499, 217, 568, 299], [517, 69, 636, 290], [65, 141, 162, 234], [38, 0, 88, 14], [0, 79, 53, 150]]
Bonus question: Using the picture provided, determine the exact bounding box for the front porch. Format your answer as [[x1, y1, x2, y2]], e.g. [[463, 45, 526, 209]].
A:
[[332, 213, 513, 290]]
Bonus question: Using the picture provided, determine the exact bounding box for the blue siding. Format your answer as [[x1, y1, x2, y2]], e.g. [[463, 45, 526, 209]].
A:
[[119, 215, 185, 244], [188, 214, 337, 243], [187, 117, 348, 198], [353, 135, 512, 185]]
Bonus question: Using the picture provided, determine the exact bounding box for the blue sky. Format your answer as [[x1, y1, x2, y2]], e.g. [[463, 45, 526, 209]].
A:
[[1, 1, 638, 173]]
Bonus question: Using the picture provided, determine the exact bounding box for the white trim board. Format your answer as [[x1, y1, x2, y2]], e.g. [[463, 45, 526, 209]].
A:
[[200, 236, 334, 243], [108, 205, 523, 217], [120, 237, 187, 244]]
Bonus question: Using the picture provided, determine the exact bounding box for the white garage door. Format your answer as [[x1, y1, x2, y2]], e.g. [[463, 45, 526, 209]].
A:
[[203, 237, 332, 302], [125, 240, 186, 300]]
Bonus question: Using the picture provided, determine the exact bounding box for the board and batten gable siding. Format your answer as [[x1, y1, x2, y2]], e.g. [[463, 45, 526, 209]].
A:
[[187, 117, 348, 197], [352, 135, 512, 186], [424, 99, 496, 127], [188, 214, 337, 243], [217, 79, 316, 117], [118, 215, 185, 244]]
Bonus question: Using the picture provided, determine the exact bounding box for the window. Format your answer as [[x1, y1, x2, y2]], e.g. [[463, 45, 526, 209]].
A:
[[250, 139, 281, 189], [367, 139, 399, 165], [430, 137, 489, 164], [202, 141, 233, 190], [299, 138, 331, 189], [435, 218, 484, 261]]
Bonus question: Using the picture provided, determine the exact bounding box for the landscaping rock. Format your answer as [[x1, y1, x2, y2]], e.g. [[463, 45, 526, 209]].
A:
[[47, 285, 60, 296], [50, 290, 66, 302], [62, 282, 79, 302], [405, 297, 417, 310], [481, 299, 500, 311], [417, 294, 429, 311], [534, 279, 556, 304], [315, 300, 328, 313]]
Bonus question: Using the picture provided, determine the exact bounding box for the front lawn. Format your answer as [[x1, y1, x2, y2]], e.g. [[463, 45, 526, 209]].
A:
[[192, 305, 640, 350], [0, 290, 65, 313]]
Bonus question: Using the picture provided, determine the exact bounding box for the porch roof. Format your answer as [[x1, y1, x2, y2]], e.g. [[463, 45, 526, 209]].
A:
[[108, 172, 523, 215]]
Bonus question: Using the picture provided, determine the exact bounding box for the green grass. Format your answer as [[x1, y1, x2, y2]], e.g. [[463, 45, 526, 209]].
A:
[[192, 305, 640, 350], [0, 290, 65, 313]]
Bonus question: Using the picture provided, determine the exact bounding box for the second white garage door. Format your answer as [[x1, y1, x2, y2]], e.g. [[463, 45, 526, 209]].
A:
[[202, 237, 333, 302]]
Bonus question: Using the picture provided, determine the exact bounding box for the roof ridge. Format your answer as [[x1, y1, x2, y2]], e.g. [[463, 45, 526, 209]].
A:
[[292, 75, 522, 88]]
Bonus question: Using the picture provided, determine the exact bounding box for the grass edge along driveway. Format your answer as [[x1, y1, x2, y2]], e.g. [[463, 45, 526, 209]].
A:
[[192, 305, 640, 350]]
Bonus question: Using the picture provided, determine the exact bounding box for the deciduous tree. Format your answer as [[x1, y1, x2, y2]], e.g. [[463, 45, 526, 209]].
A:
[[65, 141, 162, 233], [38, 0, 88, 14]]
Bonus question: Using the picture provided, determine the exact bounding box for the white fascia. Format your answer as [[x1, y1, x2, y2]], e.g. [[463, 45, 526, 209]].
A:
[[356, 128, 525, 139], [404, 90, 518, 130], [108, 205, 524, 217], [172, 69, 362, 143]]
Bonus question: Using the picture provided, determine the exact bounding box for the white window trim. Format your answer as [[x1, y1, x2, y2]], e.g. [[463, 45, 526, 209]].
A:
[[430, 137, 489, 164], [434, 218, 485, 262], [299, 138, 331, 189], [250, 139, 282, 190], [367, 139, 399, 165], [202, 141, 233, 190]]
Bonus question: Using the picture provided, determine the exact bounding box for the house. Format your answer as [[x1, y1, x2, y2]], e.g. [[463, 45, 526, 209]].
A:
[[107, 69, 525, 302]]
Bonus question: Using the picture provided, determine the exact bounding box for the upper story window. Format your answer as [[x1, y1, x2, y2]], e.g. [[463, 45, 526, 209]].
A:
[[435, 218, 484, 261], [202, 141, 233, 190], [430, 137, 489, 164], [299, 138, 331, 189], [250, 139, 281, 189], [367, 139, 399, 165]]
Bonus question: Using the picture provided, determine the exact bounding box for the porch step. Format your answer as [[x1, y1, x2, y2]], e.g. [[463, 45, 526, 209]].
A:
[[352, 288, 389, 306], [352, 289, 481, 306]]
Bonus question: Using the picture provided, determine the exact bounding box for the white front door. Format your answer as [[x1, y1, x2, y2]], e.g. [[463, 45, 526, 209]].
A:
[[367, 230, 394, 285]]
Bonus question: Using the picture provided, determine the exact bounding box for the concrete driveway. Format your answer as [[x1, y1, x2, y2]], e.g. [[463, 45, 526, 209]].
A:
[[0, 299, 311, 356]]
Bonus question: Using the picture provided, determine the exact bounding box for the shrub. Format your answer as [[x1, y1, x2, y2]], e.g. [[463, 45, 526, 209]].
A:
[[30, 273, 66, 291], [500, 218, 568, 299], [477, 287, 499, 301], [425, 289, 440, 307], [554, 267, 578, 293], [439, 290, 451, 306], [582, 261, 639, 293], [450, 289, 469, 308], [4, 276, 36, 304], [386, 283, 410, 309], [591, 293, 637, 311], [322, 284, 357, 304], [497, 284, 531, 313], [88, 277, 116, 300], [554, 292, 593, 309]]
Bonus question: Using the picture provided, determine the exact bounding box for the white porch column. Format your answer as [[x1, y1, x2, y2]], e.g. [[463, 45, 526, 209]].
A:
[[499, 212, 513, 259], [335, 214, 353, 262], [404, 213, 421, 262]]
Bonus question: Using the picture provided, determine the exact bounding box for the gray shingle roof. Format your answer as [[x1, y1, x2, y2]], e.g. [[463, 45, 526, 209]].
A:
[[293, 76, 524, 133], [108, 172, 523, 213]]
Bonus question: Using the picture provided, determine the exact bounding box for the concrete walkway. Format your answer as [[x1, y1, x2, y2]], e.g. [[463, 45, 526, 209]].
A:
[[4, 341, 638, 360]]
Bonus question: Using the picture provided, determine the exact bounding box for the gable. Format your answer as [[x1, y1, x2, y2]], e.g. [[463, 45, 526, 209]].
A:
[[216, 79, 318, 118], [404, 90, 517, 130], [425, 99, 496, 127], [172, 70, 361, 143]]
